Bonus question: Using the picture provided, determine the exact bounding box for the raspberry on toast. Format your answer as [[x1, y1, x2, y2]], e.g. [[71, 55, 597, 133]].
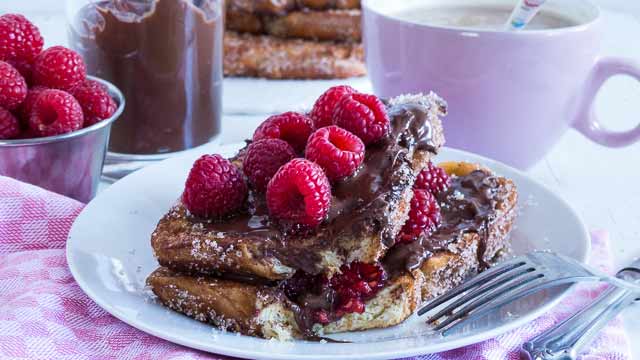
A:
[[147, 162, 518, 339], [151, 93, 447, 280]]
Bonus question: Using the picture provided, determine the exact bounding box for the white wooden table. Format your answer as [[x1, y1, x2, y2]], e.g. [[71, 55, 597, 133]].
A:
[[4, 0, 639, 357]]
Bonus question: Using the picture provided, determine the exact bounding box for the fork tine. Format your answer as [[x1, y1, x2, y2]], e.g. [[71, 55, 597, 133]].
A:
[[417, 257, 529, 316], [439, 276, 594, 334], [424, 266, 536, 323], [431, 272, 546, 331]]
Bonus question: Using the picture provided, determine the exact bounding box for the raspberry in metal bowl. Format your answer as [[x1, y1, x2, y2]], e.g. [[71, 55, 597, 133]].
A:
[[0, 76, 124, 202]]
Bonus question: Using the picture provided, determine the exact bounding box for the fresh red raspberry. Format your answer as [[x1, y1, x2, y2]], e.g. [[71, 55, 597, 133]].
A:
[[243, 139, 296, 192], [28, 89, 84, 137], [33, 46, 87, 91], [314, 309, 331, 324], [333, 93, 390, 145], [253, 112, 314, 153], [281, 271, 332, 324], [0, 61, 27, 110], [415, 161, 451, 195], [0, 14, 43, 63], [330, 262, 387, 317], [397, 189, 441, 243], [0, 107, 20, 139], [309, 85, 357, 129], [266, 158, 331, 228], [8, 58, 33, 85], [18, 85, 47, 120], [305, 126, 364, 181], [281, 271, 327, 301], [70, 79, 117, 127], [182, 154, 248, 218]]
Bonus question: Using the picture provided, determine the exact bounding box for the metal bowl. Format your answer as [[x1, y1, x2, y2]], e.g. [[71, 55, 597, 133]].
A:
[[0, 77, 125, 203]]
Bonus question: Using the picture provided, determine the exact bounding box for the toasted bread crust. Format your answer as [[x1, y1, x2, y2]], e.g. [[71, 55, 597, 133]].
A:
[[227, 9, 361, 42], [148, 267, 300, 339], [227, 0, 360, 15], [223, 31, 365, 79], [151, 152, 436, 280], [147, 163, 517, 340]]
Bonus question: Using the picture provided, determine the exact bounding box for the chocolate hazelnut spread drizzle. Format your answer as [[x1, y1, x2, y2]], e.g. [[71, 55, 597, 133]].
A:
[[286, 168, 507, 339], [195, 101, 439, 275], [383, 170, 506, 277], [174, 101, 444, 338]]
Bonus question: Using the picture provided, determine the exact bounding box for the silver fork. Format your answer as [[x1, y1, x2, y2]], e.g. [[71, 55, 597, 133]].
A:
[[417, 251, 640, 334], [520, 257, 640, 360]]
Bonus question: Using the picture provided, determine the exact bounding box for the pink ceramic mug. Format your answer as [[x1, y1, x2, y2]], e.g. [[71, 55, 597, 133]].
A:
[[363, 0, 640, 169]]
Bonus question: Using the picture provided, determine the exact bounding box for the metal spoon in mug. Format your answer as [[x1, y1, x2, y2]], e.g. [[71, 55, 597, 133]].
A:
[[505, 0, 548, 31]]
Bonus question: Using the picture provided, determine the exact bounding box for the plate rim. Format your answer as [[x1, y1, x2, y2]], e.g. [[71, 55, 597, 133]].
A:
[[66, 144, 591, 360]]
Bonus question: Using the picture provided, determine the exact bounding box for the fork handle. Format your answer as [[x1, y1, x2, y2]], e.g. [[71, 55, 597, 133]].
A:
[[520, 286, 637, 360]]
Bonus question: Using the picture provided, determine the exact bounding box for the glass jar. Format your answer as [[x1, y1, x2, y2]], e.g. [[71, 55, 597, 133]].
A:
[[66, 0, 223, 156]]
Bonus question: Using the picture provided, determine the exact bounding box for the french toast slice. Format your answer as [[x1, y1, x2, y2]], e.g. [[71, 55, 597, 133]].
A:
[[151, 94, 447, 280], [223, 31, 365, 79], [147, 163, 518, 339], [227, 0, 360, 16], [226, 9, 362, 42]]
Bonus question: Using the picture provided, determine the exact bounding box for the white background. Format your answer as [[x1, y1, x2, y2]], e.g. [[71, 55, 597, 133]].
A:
[[1, 0, 639, 358]]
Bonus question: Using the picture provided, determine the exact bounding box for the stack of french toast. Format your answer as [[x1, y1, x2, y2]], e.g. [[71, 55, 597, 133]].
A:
[[147, 86, 518, 340], [224, 0, 365, 79]]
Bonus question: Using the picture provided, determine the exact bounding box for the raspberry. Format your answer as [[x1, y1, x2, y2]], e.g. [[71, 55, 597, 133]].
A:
[[182, 154, 248, 218], [0, 107, 20, 139], [33, 46, 87, 91], [333, 93, 390, 145], [28, 89, 84, 137], [243, 139, 296, 192], [70, 79, 117, 127], [314, 309, 331, 324], [18, 85, 47, 120], [305, 126, 364, 181], [281, 271, 333, 325], [330, 262, 387, 317], [281, 271, 326, 301], [0, 61, 27, 110], [8, 58, 33, 85], [415, 161, 451, 195], [253, 112, 314, 153], [266, 158, 331, 228], [0, 14, 43, 63], [309, 85, 357, 129], [397, 189, 441, 243]]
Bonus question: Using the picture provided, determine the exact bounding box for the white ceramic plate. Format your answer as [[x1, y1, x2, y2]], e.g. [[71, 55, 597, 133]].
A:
[[223, 77, 373, 115], [67, 144, 590, 360]]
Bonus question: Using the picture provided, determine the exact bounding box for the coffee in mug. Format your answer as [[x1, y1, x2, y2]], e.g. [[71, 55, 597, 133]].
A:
[[395, 5, 577, 30]]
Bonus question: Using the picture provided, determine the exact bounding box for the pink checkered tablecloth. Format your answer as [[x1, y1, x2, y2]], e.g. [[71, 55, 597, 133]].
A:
[[0, 175, 632, 359]]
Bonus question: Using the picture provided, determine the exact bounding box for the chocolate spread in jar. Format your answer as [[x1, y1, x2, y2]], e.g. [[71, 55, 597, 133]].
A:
[[69, 0, 223, 154]]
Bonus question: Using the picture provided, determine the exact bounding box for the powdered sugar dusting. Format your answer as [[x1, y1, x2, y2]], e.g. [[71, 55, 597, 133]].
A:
[[388, 92, 448, 116]]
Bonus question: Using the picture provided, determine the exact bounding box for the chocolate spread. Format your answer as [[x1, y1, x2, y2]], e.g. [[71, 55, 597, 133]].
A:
[[155, 97, 510, 337], [69, 0, 223, 154], [193, 101, 439, 275], [382, 170, 507, 277]]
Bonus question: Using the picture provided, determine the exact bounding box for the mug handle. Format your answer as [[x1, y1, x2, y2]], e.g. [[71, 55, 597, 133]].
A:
[[573, 57, 640, 147]]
